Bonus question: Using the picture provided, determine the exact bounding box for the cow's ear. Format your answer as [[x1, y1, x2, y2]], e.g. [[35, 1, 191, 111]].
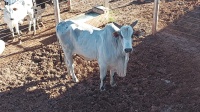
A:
[[113, 32, 120, 37], [131, 20, 138, 28]]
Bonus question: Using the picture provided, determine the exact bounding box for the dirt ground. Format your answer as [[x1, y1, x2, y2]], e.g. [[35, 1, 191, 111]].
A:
[[0, 0, 200, 111]]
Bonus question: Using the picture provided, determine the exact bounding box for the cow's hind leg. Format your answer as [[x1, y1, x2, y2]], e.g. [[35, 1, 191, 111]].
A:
[[64, 55, 79, 82], [99, 64, 107, 91], [110, 70, 117, 87]]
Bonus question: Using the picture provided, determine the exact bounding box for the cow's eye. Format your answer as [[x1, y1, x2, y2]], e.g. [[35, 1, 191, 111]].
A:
[[13, 8, 17, 11]]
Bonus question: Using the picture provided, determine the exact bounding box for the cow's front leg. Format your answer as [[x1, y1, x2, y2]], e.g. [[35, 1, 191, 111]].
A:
[[99, 64, 107, 91], [110, 70, 117, 87], [28, 20, 32, 33], [64, 55, 79, 82], [28, 19, 36, 35], [10, 28, 15, 39], [10, 27, 17, 42], [33, 19, 36, 35], [15, 25, 22, 44]]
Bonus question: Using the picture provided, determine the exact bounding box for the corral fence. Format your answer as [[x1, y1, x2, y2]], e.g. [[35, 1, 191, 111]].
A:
[[0, 0, 109, 40], [0, 0, 199, 40], [53, 0, 109, 25], [54, 0, 200, 37], [152, 0, 200, 37]]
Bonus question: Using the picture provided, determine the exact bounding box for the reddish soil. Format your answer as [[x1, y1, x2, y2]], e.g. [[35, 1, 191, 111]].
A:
[[0, 0, 200, 111]]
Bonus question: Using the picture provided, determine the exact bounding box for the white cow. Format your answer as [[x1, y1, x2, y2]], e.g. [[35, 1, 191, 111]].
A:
[[56, 20, 138, 91], [33, 0, 52, 29], [2, 0, 35, 43], [0, 40, 5, 55]]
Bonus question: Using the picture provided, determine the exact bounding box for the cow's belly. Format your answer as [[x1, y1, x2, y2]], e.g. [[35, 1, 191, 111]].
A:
[[74, 43, 98, 60], [73, 34, 99, 60]]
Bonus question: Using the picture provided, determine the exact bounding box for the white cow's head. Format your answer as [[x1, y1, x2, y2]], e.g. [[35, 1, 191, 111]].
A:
[[4, 5, 18, 21], [113, 21, 138, 77], [113, 20, 138, 54]]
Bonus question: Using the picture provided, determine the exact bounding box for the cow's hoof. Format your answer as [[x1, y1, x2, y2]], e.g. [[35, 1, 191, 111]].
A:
[[100, 86, 106, 91], [111, 83, 117, 87], [73, 78, 79, 83], [18, 40, 22, 45], [12, 38, 16, 42]]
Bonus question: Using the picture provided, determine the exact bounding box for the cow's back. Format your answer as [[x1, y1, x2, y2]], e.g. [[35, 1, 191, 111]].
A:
[[56, 21, 102, 60]]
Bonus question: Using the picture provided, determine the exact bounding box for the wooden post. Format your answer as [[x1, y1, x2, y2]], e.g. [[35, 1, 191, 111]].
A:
[[104, 0, 109, 22], [152, 0, 160, 35], [53, 0, 61, 24], [67, 0, 71, 10], [104, 0, 109, 8]]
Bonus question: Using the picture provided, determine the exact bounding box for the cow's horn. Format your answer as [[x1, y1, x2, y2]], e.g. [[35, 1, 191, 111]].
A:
[[113, 22, 122, 29], [131, 20, 138, 28]]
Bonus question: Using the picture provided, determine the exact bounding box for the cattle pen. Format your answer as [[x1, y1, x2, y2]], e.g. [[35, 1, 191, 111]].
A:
[[0, 0, 200, 112]]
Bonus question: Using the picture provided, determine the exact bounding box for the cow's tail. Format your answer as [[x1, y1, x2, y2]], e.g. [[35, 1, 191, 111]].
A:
[[59, 49, 63, 65], [56, 22, 63, 66], [57, 36, 63, 66]]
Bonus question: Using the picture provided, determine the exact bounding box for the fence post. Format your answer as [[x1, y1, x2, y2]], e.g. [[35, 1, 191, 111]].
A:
[[152, 0, 160, 35], [53, 0, 61, 24], [67, 0, 72, 10], [104, 0, 109, 8]]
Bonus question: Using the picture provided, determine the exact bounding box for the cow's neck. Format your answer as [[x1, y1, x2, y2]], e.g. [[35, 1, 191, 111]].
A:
[[114, 37, 124, 57], [103, 25, 125, 58]]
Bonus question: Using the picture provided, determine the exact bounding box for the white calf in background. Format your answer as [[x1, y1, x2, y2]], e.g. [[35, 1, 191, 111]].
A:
[[2, 0, 36, 43], [33, 0, 50, 29]]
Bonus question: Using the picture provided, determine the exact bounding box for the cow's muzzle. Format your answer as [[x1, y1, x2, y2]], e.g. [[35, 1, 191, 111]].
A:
[[125, 48, 132, 53]]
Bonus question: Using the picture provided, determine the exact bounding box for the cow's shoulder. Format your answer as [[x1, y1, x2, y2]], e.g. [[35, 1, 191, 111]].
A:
[[56, 21, 74, 33]]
